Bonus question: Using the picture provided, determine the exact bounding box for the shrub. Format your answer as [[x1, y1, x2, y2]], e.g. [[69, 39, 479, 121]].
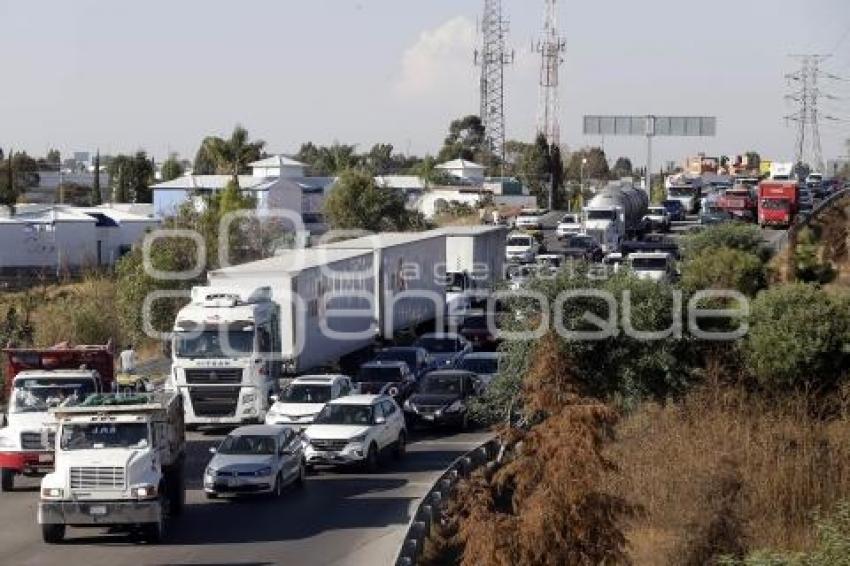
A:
[[744, 284, 850, 392], [684, 223, 770, 261], [681, 247, 766, 296]]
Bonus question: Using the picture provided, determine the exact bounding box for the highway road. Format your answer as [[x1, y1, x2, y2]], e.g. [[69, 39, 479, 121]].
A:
[[0, 428, 491, 566]]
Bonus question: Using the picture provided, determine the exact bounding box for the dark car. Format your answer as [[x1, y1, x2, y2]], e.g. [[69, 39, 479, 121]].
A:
[[562, 234, 603, 262], [699, 206, 735, 226], [459, 313, 498, 350], [661, 199, 686, 221], [403, 370, 481, 430], [413, 333, 472, 368], [371, 347, 433, 380], [354, 361, 416, 401]]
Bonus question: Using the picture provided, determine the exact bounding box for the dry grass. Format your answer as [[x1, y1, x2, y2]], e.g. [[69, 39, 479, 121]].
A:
[[604, 386, 850, 565]]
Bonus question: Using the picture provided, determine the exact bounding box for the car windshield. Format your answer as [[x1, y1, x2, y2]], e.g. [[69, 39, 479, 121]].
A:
[[459, 357, 498, 375], [507, 236, 532, 247], [374, 349, 418, 368], [60, 423, 149, 451], [632, 257, 668, 271], [174, 330, 254, 359], [282, 384, 332, 404], [761, 199, 789, 210], [416, 337, 461, 353], [218, 434, 276, 455], [586, 210, 616, 221], [10, 378, 95, 414], [314, 404, 373, 426], [560, 215, 578, 224], [419, 374, 464, 395], [356, 366, 403, 383], [567, 236, 593, 249]]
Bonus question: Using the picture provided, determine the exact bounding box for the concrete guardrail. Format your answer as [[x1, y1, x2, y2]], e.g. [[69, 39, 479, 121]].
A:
[[395, 437, 501, 566]]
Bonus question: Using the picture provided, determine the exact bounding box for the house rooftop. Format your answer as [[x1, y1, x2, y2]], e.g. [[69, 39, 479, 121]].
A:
[[249, 155, 307, 169]]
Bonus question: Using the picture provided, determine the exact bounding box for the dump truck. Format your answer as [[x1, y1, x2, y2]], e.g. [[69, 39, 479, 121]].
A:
[[0, 343, 114, 492], [38, 391, 185, 544]]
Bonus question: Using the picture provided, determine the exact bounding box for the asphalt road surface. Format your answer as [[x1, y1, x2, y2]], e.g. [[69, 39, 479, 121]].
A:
[[0, 429, 491, 566]]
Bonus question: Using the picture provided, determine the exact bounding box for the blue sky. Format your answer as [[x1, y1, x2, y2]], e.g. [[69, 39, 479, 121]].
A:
[[1, 0, 848, 167]]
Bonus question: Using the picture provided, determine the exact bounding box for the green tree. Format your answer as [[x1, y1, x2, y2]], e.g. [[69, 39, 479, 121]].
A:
[[202, 125, 265, 185], [505, 136, 551, 207], [324, 169, 420, 232], [193, 136, 219, 175], [91, 151, 102, 206], [0, 151, 16, 214], [611, 156, 633, 179], [681, 247, 766, 296], [317, 143, 360, 175], [160, 153, 185, 182], [744, 283, 850, 392], [363, 143, 395, 175], [565, 147, 610, 181], [108, 151, 155, 203], [795, 226, 837, 284], [437, 115, 487, 163]]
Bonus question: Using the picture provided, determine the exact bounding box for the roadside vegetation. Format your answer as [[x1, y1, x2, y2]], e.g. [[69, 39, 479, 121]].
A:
[[427, 218, 850, 565]]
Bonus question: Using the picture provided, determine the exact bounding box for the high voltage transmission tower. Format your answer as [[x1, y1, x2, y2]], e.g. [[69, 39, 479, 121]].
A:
[[785, 54, 844, 172], [534, 0, 566, 147], [475, 0, 513, 162]]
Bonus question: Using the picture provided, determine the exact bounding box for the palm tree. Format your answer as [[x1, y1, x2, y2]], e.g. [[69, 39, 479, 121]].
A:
[[204, 125, 265, 186]]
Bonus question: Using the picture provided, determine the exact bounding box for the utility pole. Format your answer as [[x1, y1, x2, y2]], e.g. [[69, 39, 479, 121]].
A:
[[785, 54, 838, 173], [534, 0, 566, 148], [475, 0, 514, 164]]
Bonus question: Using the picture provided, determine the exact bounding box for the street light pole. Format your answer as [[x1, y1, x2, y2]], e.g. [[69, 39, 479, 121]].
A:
[[579, 157, 588, 210]]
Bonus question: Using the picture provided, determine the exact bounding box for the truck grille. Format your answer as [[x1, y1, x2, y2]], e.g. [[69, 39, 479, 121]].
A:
[[20, 431, 55, 450], [188, 386, 240, 417], [310, 439, 350, 452], [185, 368, 243, 385], [70, 467, 125, 490]]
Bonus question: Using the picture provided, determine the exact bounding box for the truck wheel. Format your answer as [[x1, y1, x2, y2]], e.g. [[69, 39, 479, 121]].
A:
[[0, 468, 14, 492], [41, 524, 65, 544], [459, 412, 470, 432]]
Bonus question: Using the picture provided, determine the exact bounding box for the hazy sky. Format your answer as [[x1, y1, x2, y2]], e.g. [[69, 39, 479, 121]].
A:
[[1, 0, 848, 168]]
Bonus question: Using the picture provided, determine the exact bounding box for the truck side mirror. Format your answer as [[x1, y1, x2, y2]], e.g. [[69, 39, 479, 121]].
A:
[[208, 447, 217, 454]]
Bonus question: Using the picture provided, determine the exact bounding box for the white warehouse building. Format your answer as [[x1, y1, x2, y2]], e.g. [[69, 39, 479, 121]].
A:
[[0, 204, 159, 275]]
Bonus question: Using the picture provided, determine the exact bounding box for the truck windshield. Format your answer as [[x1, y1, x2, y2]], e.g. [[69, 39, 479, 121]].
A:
[[586, 210, 616, 221], [11, 378, 95, 414], [632, 258, 668, 271], [761, 199, 789, 210], [282, 384, 332, 404], [60, 423, 149, 450], [218, 434, 276, 455], [314, 404, 373, 425], [174, 330, 254, 359]]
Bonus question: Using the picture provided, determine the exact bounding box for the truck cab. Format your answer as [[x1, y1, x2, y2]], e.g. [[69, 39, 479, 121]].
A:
[[0, 344, 113, 492], [758, 181, 799, 228], [582, 207, 622, 254], [171, 286, 281, 427], [38, 392, 185, 543]]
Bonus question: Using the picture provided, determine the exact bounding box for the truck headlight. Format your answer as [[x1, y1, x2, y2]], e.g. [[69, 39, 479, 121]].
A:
[[445, 400, 464, 413], [242, 393, 257, 404], [41, 487, 64, 499], [205, 466, 217, 478], [130, 484, 158, 500]]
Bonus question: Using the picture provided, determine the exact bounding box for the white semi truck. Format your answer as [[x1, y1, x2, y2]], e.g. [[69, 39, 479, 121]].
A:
[[440, 226, 507, 326], [582, 181, 649, 253], [173, 248, 376, 427], [38, 392, 185, 544]]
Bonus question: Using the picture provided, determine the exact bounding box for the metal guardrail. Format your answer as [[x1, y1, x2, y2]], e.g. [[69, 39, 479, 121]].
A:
[[774, 188, 850, 253], [395, 437, 501, 566]]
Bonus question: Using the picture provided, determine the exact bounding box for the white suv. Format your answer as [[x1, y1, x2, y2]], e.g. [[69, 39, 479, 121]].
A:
[[303, 395, 406, 472], [265, 375, 353, 430]]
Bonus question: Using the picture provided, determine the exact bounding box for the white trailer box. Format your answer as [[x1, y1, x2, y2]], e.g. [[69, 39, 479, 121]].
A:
[[316, 232, 446, 338], [207, 248, 377, 374], [442, 225, 507, 289]]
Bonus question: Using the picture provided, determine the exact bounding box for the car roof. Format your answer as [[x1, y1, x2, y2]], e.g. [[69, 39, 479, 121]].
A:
[[361, 360, 407, 369], [293, 374, 348, 384], [461, 351, 501, 360], [229, 425, 287, 437], [327, 394, 386, 406], [378, 346, 422, 353]]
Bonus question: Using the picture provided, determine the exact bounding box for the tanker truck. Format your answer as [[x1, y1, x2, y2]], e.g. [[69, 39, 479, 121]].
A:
[[582, 181, 649, 253]]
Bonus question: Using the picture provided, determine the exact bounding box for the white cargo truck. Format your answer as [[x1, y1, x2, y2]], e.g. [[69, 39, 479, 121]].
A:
[[38, 392, 185, 544], [440, 226, 507, 326], [316, 232, 447, 338], [173, 248, 376, 426]]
